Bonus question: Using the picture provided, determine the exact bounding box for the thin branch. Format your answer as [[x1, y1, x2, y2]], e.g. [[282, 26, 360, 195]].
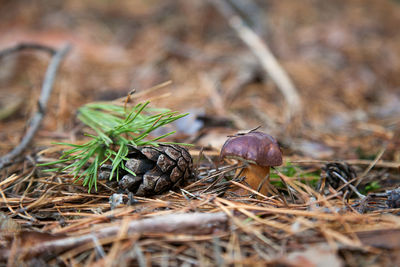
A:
[[211, 0, 302, 122], [229, 0, 264, 34], [0, 212, 228, 259], [0, 43, 56, 58], [355, 147, 386, 187], [0, 43, 72, 170], [332, 171, 365, 199]]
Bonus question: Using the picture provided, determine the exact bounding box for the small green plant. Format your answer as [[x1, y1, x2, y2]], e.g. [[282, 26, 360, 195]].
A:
[[270, 162, 321, 189], [363, 181, 381, 194], [39, 100, 188, 192]]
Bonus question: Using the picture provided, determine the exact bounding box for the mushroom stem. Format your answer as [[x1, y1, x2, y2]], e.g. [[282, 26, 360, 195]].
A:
[[235, 164, 271, 196]]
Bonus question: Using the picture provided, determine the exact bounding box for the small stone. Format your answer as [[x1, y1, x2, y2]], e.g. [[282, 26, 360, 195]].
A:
[[109, 193, 124, 210]]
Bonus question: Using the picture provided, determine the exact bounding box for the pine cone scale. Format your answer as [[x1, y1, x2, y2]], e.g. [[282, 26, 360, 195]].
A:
[[177, 157, 187, 171], [164, 146, 181, 160], [126, 158, 153, 174], [140, 147, 160, 161], [170, 167, 183, 183], [155, 175, 171, 192], [157, 154, 175, 172], [119, 174, 142, 191]]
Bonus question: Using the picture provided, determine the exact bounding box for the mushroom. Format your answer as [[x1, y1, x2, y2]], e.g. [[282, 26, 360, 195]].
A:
[[220, 131, 282, 196]]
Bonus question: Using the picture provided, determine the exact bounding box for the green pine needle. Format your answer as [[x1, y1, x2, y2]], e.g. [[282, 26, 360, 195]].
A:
[[38, 100, 189, 192]]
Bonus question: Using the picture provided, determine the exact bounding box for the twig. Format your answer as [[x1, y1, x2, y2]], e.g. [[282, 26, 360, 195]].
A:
[[134, 243, 147, 267], [211, 0, 302, 121], [229, 0, 264, 34], [0, 212, 227, 259], [355, 147, 386, 187], [0, 43, 56, 58], [332, 171, 365, 199], [0, 43, 71, 170]]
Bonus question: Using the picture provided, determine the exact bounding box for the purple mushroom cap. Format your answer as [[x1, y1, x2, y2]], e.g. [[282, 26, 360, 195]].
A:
[[220, 131, 282, 166]]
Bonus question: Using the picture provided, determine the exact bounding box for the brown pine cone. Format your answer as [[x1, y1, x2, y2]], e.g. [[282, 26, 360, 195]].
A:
[[320, 162, 357, 191], [118, 144, 193, 196]]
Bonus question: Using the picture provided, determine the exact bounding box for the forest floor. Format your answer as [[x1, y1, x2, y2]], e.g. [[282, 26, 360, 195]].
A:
[[1, 1, 400, 266]]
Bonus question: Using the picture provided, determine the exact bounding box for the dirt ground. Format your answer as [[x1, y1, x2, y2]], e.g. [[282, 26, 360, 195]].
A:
[[1, 1, 400, 266]]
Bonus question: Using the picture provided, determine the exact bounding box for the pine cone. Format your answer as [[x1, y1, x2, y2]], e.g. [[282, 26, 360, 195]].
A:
[[118, 144, 193, 196], [321, 162, 356, 190]]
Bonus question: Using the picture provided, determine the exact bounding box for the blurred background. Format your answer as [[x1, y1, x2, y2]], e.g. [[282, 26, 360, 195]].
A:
[[0, 0, 399, 163]]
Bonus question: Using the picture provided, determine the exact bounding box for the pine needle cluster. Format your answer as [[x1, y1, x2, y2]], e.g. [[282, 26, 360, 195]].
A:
[[39, 101, 188, 192]]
